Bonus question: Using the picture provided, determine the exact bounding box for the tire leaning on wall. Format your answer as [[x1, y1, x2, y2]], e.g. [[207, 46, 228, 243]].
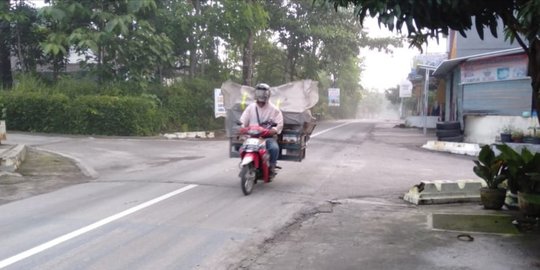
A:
[[436, 121, 461, 130], [436, 121, 463, 142]]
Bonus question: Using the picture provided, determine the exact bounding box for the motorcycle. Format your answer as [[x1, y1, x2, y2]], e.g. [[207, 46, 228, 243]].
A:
[[237, 122, 279, 195]]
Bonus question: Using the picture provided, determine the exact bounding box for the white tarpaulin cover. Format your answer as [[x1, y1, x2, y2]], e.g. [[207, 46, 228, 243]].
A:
[[221, 80, 319, 137], [221, 80, 319, 113]]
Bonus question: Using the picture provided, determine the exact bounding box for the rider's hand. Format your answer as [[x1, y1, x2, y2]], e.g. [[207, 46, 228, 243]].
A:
[[261, 128, 277, 137]]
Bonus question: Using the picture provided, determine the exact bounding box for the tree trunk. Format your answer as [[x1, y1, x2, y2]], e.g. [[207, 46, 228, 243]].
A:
[[189, 40, 196, 77], [189, 0, 200, 78], [528, 38, 540, 123], [286, 45, 297, 82], [0, 0, 12, 89], [242, 29, 254, 86]]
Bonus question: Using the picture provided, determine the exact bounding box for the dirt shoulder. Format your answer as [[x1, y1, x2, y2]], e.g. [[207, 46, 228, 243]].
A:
[[0, 147, 90, 205]]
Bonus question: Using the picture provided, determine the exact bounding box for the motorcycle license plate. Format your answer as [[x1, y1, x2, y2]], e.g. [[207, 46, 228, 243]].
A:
[[245, 138, 260, 146]]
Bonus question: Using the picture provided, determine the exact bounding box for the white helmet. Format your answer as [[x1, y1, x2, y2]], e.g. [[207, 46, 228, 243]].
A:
[[254, 83, 270, 103]]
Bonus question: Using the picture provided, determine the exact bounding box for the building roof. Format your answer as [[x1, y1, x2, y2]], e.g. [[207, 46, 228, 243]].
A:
[[432, 47, 525, 77]]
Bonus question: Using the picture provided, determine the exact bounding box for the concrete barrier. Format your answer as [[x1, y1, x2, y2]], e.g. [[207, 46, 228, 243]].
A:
[[422, 140, 481, 156], [0, 144, 26, 172], [403, 179, 486, 205], [164, 131, 216, 140]]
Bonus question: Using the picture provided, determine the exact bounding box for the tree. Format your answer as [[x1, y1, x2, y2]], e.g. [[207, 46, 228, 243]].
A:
[[41, 0, 173, 86], [322, 0, 540, 123], [10, 1, 44, 73], [221, 0, 268, 86], [0, 0, 13, 88]]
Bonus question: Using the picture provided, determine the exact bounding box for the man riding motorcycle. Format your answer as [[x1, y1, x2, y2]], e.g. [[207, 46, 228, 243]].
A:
[[239, 83, 283, 175]]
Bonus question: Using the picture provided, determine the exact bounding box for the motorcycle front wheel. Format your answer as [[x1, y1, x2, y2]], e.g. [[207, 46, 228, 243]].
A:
[[240, 164, 256, 195]]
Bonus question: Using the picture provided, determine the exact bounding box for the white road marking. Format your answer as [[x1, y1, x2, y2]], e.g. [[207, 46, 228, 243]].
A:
[[311, 122, 352, 138], [0, 184, 198, 269]]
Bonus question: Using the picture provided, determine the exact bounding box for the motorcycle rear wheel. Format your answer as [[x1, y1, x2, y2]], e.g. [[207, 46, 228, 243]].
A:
[[240, 164, 256, 195]]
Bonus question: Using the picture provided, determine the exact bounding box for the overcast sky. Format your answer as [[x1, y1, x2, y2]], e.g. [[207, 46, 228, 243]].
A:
[[361, 17, 447, 92]]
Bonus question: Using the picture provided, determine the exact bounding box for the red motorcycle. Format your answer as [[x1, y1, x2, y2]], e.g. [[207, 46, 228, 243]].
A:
[[237, 124, 279, 195]]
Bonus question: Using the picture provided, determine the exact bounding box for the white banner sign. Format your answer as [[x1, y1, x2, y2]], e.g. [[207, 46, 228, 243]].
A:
[[0, 120, 6, 140], [328, 88, 340, 107], [399, 79, 413, 98], [214, 88, 226, 118]]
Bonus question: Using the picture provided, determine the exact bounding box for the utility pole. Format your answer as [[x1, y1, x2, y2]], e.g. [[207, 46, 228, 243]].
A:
[[417, 65, 436, 135]]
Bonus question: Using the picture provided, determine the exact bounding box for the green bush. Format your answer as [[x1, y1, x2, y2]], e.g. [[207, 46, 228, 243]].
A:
[[0, 92, 70, 133], [158, 78, 223, 132], [2, 73, 225, 135], [0, 92, 161, 135], [71, 95, 161, 136]]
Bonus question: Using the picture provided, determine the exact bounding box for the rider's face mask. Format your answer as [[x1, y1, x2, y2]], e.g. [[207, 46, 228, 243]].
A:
[[255, 89, 270, 103]]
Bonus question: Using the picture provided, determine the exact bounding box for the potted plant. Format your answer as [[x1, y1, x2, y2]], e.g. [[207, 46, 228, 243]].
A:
[[500, 125, 513, 143], [524, 126, 538, 143], [473, 145, 507, 209], [534, 133, 540, 144], [496, 144, 540, 216], [511, 130, 524, 143]]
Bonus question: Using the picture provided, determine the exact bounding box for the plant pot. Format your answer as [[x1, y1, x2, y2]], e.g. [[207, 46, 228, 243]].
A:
[[517, 192, 540, 216], [512, 136, 523, 143], [523, 136, 536, 144], [500, 133, 512, 143], [480, 188, 506, 210]]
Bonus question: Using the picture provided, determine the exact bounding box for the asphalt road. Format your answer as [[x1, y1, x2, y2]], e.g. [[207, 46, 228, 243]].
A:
[[0, 120, 487, 269]]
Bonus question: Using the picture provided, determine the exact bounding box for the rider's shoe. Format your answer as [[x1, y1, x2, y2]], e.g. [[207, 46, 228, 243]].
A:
[[269, 164, 277, 180]]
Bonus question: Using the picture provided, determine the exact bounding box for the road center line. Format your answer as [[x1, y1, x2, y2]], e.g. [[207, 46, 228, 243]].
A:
[[311, 122, 352, 138], [0, 184, 198, 269]]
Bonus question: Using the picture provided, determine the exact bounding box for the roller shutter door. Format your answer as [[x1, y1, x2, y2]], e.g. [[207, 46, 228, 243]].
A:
[[462, 79, 532, 116]]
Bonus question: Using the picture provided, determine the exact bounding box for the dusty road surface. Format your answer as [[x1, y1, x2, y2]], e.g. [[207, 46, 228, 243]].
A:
[[1, 120, 538, 270]]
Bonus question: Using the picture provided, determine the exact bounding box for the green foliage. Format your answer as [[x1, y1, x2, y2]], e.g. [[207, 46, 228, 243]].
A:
[[496, 144, 540, 194], [473, 145, 507, 189], [40, 0, 173, 87], [501, 124, 514, 134], [334, 56, 362, 118], [159, 78, 223, 132], [0, 103, 6, 120], [0, 81, 162, 135], [222, 0, 268, 43], [0, 91, 70, 132], [71, 95, 160, 136]]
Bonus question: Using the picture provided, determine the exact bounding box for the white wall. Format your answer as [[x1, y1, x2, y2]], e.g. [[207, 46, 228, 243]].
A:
[[464, 115, 537, 144], [405, 116, 439, 128]]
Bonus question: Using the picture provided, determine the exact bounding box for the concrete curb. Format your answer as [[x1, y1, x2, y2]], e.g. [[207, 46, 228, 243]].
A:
[[163, 131, 215, 140], [0, 144, 27, 172], [422, 140, 481, 156], [35, 147, 99, 179], [403, 179, 487, 205]]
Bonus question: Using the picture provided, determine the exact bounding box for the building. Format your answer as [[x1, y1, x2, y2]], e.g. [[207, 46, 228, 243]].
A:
[[424, 19, 539, 144], [433, 48, 533, 144]]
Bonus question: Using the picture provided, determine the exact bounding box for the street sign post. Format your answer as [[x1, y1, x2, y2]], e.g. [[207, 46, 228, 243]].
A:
[[328, 88, 340, 107], [399, 79, 413, 118]]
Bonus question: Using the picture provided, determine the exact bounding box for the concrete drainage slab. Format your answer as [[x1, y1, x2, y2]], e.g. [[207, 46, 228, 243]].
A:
[[430, 213, 520, 235]]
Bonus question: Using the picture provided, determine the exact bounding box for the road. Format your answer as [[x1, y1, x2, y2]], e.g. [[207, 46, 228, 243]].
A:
[[0, 120, 480, 269]]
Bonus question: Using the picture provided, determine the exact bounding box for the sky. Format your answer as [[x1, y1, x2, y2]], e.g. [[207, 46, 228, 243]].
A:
[[360, 18, 448, 92]]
